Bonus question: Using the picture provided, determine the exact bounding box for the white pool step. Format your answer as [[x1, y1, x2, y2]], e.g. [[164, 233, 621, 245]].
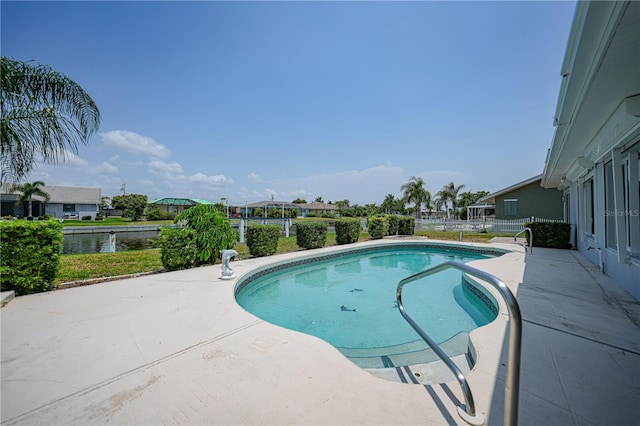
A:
[[337, 332, 470, 369]]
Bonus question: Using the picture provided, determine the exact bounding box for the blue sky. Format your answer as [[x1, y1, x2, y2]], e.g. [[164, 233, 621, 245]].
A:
[[1, 1, 576, 206]]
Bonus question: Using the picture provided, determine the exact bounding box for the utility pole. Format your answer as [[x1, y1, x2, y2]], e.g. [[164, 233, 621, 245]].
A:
[[120, 183, 126, 195]]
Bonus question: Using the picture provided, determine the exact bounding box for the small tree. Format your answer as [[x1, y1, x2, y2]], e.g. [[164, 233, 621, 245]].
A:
[[112, 194, 148, 221], [174, 204, 237, 264]]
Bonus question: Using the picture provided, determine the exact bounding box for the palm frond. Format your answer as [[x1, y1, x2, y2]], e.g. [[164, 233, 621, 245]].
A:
[[1, 57, 101, 184]]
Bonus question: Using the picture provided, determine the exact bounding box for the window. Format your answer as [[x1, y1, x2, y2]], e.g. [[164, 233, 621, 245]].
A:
[[504, 199, 518, 217], [63, 204, 76, 212], [607, 146, 639, 258], [583, 178, 594, 236]]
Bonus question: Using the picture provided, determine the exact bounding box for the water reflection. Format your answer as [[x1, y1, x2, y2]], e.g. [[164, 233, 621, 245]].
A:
[[62, 231, 159, 254]]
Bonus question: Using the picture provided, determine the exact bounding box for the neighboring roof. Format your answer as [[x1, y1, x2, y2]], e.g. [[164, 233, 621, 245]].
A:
[[542, 1, 640, 188], [302, 202, 338, 210], [243, 201, 338, 211], [149, 198, 212, 206], [1, 185, 102, 204], [245, 200, 300, 210], [478, 175, 542, 203]]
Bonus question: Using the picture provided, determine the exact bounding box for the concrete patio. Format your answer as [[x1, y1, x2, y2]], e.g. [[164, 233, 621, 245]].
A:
[[1, 239, 639, 425]]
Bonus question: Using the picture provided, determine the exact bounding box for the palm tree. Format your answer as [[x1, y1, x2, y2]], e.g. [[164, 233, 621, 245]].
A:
[[380, 193, 396, 214], [1, 57, 101, 185], [401, 176, 431, 219], [438, 182, 465, 219], [10, 181, 50, 217]]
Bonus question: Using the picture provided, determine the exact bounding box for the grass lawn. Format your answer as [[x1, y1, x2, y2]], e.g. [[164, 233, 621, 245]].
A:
[[56, 231, 510, 284]]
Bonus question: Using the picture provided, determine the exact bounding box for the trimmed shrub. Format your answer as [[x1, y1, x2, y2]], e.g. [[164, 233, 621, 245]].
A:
[[385, 214, 399, 236], [174, 205, 238, 264], [158, 227, 198, 271], [335, 218, 361, 245], [398, 216, 415, 235], [81, 215, 92, 221], [525, 222, 571, 249], [0, 219, 63, 295], [367, 216, 388, 240], [146, 207, 174, 221], [246, 224, 281, 256], [296, 222, 328, 249]]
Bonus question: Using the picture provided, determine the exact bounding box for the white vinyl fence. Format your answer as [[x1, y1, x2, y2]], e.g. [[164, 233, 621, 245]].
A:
[[415, 217, 563, 234]]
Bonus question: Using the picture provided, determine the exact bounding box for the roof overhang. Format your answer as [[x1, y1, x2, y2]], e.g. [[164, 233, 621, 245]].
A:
[[542, 1, 640, 188]]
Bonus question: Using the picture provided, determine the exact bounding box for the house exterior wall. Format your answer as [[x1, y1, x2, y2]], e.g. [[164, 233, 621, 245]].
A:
[[565, 146, 640, 300], [153, 204, 190, 215], [46, 203, 99, 219], [494, 182, 563, 220]]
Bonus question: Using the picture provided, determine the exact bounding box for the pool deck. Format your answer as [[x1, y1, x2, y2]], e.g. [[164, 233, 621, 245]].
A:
[[1, 238, 639, 425]]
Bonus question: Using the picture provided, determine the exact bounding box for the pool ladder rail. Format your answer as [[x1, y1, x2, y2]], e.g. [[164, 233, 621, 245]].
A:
[[514, 227, 533, 254], [396, 261, 523, 426]]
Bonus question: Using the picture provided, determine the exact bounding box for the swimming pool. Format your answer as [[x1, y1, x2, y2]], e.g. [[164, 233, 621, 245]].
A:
[[235, 242, 503, 368]]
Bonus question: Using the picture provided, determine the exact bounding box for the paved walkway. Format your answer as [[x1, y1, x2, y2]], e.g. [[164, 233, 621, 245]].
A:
[[1, 239, 639, 425]]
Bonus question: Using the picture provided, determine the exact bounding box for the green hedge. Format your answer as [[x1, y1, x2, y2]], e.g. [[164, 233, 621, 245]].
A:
[[0, 219, 63, 295], [398, 216, 415, 235], [296, 222, 327, 249], [385, 214, 399, 236], [524, 222, 571, 249], [246, 224, 281, 256], [335, 218, 361, 245], [146, 207, 175, 221], [367, 216, 388, 240], [158, 227, 198, 270]]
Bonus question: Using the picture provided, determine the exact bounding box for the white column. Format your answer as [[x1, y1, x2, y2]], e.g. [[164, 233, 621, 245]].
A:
[[612, 149, 629, 263], [627, 151, 639, 257]]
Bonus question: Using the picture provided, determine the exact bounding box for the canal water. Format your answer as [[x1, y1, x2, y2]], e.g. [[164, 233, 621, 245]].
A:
[[62, 230, 160, 254]]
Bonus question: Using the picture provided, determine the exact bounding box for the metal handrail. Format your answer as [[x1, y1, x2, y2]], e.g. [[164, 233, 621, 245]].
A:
[[396, 261, 522, 426], [514, 227, 533, 254]]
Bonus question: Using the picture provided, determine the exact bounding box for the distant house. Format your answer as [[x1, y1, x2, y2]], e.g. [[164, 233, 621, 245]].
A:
[[0, 185, 101, 219], [239, 201, 339, 218], [541, 1, 639, 299], [241, 200, 301, 218], [148, 198, 213, 215], [299, 202, 339, 218], [468, 175, 563, 221]]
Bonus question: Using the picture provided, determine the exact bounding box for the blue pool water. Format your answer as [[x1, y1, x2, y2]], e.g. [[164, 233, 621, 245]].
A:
[[235, 245, 499, 353]]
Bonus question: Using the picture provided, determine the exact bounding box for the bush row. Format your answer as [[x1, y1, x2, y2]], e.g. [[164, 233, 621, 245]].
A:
[[367, 215, 415, 239], [0, 220, 63, 295]]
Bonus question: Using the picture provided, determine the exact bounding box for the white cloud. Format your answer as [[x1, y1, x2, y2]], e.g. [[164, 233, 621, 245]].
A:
[[90, 162, 119, 175], [100, 130, 171, 158], [283, 189, 312, 198], [176, 172, 232, 185], [148, 160, 183, 173], [247, 172, 261, 182], [36, 148, 88, 167]]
